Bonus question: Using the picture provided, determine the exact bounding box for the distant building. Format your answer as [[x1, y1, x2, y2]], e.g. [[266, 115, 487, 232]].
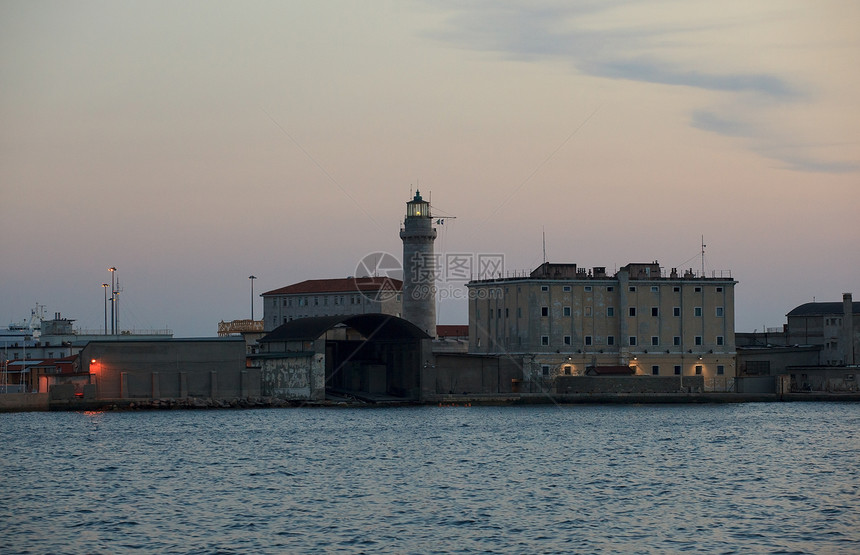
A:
[[261, 277, 402, 332], [786, 293, 858, 366], [467, 261, 737, 390]]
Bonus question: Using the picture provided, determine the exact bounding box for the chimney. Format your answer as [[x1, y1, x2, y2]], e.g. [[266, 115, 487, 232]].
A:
[[844, 293, 855, 365]]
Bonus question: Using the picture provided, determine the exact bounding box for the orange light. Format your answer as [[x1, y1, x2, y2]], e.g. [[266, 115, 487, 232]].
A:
[[91, 359, 97, 364]]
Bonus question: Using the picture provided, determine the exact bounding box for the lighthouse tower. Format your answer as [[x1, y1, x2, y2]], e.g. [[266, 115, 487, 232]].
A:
[[400, 190, 437, 337]]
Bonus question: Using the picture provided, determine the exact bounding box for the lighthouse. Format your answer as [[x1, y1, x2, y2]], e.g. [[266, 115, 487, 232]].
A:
[[400, 190, 437, 337]]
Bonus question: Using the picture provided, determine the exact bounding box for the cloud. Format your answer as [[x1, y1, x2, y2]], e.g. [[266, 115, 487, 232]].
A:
[[427, 1, 855, 174]]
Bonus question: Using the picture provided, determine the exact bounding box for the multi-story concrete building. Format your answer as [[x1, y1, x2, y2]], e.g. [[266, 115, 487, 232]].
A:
[[261, 277, 402, 332], [467, 261, 737, 388], [785, 293, 858, 366]]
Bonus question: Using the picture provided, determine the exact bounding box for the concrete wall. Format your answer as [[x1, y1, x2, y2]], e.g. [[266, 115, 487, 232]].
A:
[[736, 376, 777, 394], [432, 354, 524, 395], [80, 339, 254, 400], [0, 393, 49, 412], [554, 375, 706, 394], [258, 338, 325, 400]]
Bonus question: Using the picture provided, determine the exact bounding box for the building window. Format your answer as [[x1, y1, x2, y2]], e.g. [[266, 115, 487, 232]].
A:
[[584, 286, 591, 292], [607, 307, 615, 317], [717, 365, 725, 375], [716, 307, 724, 317], [716, 336, 724, 346], [674, 365, 681, 375], [565, 336, 572, 345], [585, 306, 592, 317], [314, 296, 319, 306], [651, 336, 659, 346], [517, 307, 522, 318], [629, 286, 636, 292], [584, 336, 592, 346], [695, 365, 703, 375], [652, 365, 659, 375], [498, 308, 502, 318], [542, 365, 550, 376], [673, 286, 680, 293], [505, 308, 509, 318], [694, 307, 702, 317], [607, 286, 614, 292], [608, 336, 615, 346], [564, 286, 572, 292], [695, 287, 702, 292], [541, 285, 549, 292], [673, 307, 680, 317], [674, 336, 681, 346], [695, 336, 703, 346], [629, 336, 637, 346], [651, 286, 659, 293], [541, 306, 549, 317], [651, 307, 659, 317], [563, 306, 571, 317], [716, 287, 723, 292], [541, 336, 549, 346], [629, 307, 637, 317]]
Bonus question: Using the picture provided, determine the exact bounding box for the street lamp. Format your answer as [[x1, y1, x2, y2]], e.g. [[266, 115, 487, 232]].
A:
[[109, 267, 117, 334], [249, 275, 257, 321], [102, 283, 109, 335]]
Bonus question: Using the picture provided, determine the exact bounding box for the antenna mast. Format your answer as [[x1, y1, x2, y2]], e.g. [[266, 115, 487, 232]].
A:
[[701, 235, 706, 277], [542, 227, 547, 264]]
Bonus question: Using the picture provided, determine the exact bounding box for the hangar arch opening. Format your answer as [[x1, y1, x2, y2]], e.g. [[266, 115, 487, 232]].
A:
[[256, 314, 430, 401]]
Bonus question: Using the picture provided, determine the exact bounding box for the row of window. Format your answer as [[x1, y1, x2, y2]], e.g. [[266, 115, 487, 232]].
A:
[[281, 295, 370, 308], [538, 285, 724, 294], [540, 335, 725, 347], [481, 306, 725, 318], [544, 364, 725, 376]]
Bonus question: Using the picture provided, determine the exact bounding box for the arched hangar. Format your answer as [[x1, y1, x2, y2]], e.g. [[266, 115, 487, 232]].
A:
[[252, 314, 432, 401]]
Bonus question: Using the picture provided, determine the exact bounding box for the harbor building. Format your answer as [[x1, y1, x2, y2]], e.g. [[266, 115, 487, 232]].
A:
[[466, 261, 737, 390], [260, 277, 402, 332]]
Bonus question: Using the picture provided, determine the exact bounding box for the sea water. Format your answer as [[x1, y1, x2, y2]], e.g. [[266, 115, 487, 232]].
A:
[[2, 403, 858, 553]]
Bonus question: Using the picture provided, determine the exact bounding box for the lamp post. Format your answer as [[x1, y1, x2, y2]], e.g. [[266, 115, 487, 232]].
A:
[[249, 275, 257, 321], [109, 267, 117, 334], [102, 283, 109, 335]]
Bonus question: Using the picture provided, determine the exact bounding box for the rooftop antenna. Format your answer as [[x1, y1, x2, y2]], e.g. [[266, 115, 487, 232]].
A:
[[542, 227, 547, 264], [701, 235, 707, 277]]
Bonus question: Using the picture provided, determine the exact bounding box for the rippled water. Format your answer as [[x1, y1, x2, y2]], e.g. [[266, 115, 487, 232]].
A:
[[2, 403, 859, 553]]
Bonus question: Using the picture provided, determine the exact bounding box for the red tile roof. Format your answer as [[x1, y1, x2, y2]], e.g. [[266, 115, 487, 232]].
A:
[[436, 325, 468, 338], [262, 277, 402, 296]]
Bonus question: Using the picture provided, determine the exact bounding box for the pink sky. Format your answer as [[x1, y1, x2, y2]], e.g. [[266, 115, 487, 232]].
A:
[[2, 1, 858, 336]]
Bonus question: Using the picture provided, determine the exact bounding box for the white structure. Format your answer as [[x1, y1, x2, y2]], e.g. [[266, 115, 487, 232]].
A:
[[400, 190, 437, 337], [260, 277, 402, 332]]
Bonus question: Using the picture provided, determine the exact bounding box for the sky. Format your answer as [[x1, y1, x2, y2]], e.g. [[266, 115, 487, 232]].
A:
[[1, 0, 858, 337]]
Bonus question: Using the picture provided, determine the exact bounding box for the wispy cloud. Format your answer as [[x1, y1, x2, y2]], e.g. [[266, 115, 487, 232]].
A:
[[427, 0, 855, 174]]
